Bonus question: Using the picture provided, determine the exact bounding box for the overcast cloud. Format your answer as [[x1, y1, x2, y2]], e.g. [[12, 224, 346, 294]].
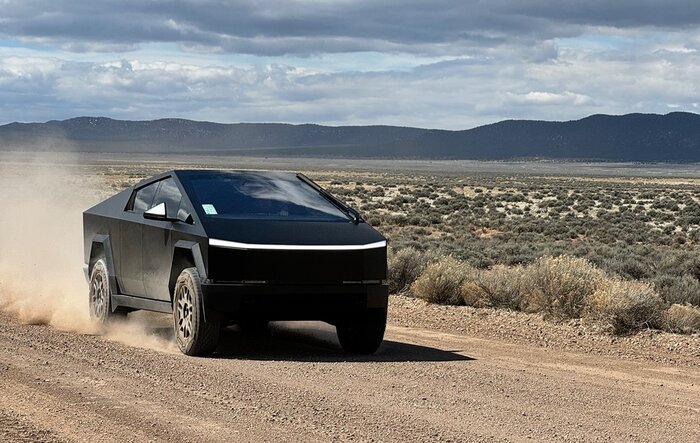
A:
[[1, 0, 699, 128]]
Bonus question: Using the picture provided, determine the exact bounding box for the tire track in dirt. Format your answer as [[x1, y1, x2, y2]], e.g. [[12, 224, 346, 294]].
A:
[[0, 409, 63, 443]]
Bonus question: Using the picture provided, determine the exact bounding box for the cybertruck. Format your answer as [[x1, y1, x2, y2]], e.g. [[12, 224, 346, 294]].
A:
[[83, 170, 388, 356]]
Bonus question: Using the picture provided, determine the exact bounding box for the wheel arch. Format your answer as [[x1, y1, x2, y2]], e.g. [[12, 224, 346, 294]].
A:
[[88, 234, 119, 296], [169, 240, 207, 300]]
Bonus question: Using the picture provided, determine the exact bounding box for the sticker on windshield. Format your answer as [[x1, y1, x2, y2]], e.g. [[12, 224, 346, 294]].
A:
[[202, 204, 218, 215]]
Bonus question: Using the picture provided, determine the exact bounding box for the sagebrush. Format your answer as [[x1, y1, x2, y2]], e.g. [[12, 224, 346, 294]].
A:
[[521, 256, 607, 319], [460, 265, 525, 310], [411, 256, 473, 305], [399, 249, 698, 335], [322, 171, 700, 308], [662, 304, 700, 334], [388, 247, 439, 294], [587, 279, 664, 334]]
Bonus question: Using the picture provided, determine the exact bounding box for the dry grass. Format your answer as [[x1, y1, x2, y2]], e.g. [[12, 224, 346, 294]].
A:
[[388, 247, 439, 294], [521, 256, 607, 319], [662, 304, 700, 334], [586, 279, 664, 334], [461, 265, 526, 310], [411, 256, 473, 305]]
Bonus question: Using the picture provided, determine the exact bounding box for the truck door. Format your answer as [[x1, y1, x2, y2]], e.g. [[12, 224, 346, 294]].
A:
[[118, 180, 159, 297], [142, 177, 183, 301]]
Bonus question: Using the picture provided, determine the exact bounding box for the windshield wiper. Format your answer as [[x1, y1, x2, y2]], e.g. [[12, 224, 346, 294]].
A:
[[296, 173, 362, 224]]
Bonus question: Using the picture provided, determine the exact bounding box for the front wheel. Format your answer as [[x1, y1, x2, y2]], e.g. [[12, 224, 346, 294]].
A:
[[336, 309, 387, 354], [173, 267, 220, 356]]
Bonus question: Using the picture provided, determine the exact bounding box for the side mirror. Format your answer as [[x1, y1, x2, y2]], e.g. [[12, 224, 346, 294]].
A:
[[177, 208, 195, 225], [144, 202, 175, 221]]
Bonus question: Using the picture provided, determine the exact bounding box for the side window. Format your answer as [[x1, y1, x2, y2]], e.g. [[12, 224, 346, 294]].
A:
[[131, 181, 159, 213], [152, 178, 183, 219]]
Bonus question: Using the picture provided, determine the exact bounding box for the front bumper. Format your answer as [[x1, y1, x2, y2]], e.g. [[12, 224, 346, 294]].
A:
[[200, 282, 388, 322]]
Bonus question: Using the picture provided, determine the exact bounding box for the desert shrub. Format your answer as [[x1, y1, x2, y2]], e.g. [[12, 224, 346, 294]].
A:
[[661, 304, 700, 334], [365, 215, 382, 226], [587, 279, 664, 334], [412, 256, 473, 305], [388, 247, 440, 294], [657, 251, 700, 279], [461, 265, 526, 310], [652, 274, 700, 307], [521, 256, 607, 319], [681, 255, 700, 281], [602, 257, 652, 280]]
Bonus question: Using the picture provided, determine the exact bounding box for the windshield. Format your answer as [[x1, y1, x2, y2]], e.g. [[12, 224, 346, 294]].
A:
[[186, 172, 351, 221]]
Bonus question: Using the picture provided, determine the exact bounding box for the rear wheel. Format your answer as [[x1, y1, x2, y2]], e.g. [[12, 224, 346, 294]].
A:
[[89, 259, 128, 323], [336, 309, 387, 354], [173, 267, 220, 356]]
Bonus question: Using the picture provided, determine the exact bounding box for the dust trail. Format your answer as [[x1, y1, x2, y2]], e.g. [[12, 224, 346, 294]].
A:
[[0, 153, 175, 353], [103, 311, 179, 354]]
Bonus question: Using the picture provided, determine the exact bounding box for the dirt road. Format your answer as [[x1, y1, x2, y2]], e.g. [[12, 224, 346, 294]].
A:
[[1, 309, 698, 443]]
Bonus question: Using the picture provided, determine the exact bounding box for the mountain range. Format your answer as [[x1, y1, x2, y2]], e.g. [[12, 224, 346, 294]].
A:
[[2, 112, 700, 161]]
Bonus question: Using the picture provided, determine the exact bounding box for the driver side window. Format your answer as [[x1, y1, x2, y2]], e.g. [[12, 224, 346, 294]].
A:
[[131, 181, 160, 213], [152, 178, 183, 219], [128, 177, 186, 218]]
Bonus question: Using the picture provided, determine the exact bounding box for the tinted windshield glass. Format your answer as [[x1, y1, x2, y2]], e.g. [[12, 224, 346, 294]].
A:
[[187, 172, 350, 221]]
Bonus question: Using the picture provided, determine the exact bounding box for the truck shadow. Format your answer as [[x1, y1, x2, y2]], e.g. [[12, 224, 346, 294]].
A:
[[212, 321, 474, 363]]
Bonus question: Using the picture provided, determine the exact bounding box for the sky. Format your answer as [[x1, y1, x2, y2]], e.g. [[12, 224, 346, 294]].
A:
[[1, 0, 699, 129]]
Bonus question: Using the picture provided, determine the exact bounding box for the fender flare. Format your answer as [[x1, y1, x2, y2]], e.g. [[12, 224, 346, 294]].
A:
[[170, 240, 208, 321], [169, 240, 207, 295], [88, 234, 119, 296]]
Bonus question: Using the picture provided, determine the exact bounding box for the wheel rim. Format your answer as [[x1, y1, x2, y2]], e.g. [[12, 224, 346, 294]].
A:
[[90, 269, 108, 321], [176, 286, 194, 343]]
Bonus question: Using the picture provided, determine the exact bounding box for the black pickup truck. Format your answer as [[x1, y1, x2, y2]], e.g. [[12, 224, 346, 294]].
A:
[[83, 170, 388, 356]]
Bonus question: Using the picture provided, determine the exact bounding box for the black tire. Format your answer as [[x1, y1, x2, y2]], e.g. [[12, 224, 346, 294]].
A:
[[336, 309, 387, 354], [89, 259, 128, 323], [173, 267, 220, 356]]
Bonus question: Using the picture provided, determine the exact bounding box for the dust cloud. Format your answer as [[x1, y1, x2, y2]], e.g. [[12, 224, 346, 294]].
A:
[[0, 153, 176, 353]]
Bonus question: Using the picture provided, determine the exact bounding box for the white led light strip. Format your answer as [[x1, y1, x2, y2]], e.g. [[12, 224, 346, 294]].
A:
[[209, 239, 387, 251]]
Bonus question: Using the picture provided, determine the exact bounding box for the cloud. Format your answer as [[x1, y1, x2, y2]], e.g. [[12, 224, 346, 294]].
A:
[[507, 91, 593, 106], [1, 1, 699, 127], [2, 43, 699, 129], [504, 1, 700, 28], [1, 1, 700, 56]]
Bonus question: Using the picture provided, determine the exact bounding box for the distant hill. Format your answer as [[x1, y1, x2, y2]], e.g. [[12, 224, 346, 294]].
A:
[[2, 112, 700, 161]]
